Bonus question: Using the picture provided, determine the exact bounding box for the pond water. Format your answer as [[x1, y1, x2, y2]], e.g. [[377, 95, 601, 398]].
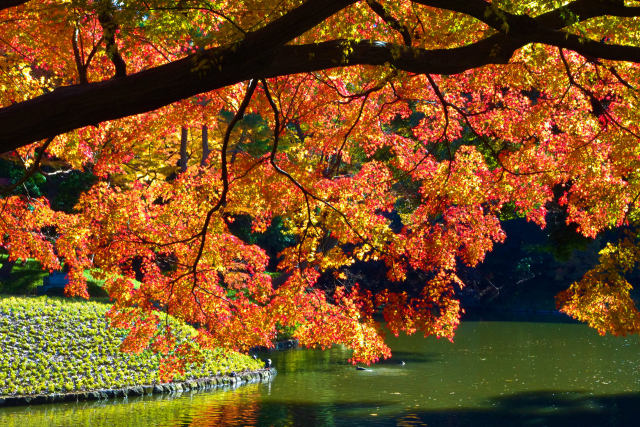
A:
[[3, 320, 640, 426]]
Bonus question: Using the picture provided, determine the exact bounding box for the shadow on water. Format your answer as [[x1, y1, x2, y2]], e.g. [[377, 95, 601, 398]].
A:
[[236, 400, 397, 427], [246, 390, 640, 427], [392, 390, 640, 427], [462, 308, 577, 324], [261, 348, 442, 374], [375, 350, 442, 365], [2, 385, 639, 426]]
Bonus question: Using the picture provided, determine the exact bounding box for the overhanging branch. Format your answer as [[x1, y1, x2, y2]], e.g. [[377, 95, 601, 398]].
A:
[[414, 0, 640, 31], [3, 31, 640, 153], [0, 36, 519, 153], [1, 0, 640, 153]]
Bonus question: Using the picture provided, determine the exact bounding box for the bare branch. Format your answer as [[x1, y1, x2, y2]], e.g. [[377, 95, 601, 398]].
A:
[[191, 79, 258, 276]]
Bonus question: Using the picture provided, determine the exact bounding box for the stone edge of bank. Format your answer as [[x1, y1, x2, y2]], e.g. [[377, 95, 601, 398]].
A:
[[0, 368, 276, 407]]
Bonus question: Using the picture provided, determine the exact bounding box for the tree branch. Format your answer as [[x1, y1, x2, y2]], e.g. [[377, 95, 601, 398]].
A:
[[262, 79, 381, 250], [0, 0, 357, 153], [414, 0, 640, 32], [2, 0, 640, 153], [191, 79, 257, 281], [0, 137, 54, 196], [97, 0, 127, 77], [0, 36, 519, 154], [367, 0, 412, 45]]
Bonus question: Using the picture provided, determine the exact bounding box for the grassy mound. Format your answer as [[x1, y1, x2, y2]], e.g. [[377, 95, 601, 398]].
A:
[[0, 296, 262, 396]]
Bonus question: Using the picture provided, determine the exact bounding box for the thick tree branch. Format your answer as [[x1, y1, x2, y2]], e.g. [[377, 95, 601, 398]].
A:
[[414, 0, 640, 32], [535, 0, 640, 28], [97, 0, 127, 77], [234, 0, 356, 52], [367, 0, 412, 45], [0, 36, 519, 154], [413, 0, 505, 31], [532, 30, 640, 62], [1, 0, 640, 153], [0, 0, 357, 153]]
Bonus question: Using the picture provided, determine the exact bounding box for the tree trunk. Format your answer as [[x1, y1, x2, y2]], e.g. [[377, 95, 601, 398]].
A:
[[179, 126, 188, 172], [201, 125, 210, 166]]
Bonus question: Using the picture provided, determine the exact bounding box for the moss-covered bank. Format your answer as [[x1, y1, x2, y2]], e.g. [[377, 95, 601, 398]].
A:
[[0, 296, 271, 405]]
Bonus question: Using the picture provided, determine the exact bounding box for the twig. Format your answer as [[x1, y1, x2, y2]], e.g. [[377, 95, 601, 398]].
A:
[[0, 137, 54, 196], [190, 79, 258, 278]]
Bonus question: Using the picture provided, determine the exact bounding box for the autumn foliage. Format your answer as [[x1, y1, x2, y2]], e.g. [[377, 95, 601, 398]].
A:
[[1, 0, 640, 374]]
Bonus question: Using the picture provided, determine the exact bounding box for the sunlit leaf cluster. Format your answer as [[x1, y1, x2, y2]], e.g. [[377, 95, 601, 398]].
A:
[[2, 0, 640, 365]]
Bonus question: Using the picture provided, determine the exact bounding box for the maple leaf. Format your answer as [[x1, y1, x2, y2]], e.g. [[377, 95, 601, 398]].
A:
[[1, 0, 640, 366]]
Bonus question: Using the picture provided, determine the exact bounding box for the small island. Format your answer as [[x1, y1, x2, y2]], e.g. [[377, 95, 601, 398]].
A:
[[0, 296, 274, 406]]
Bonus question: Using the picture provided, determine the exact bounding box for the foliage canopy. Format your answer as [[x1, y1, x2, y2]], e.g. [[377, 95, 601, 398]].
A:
[[1, 0, 640, 371]]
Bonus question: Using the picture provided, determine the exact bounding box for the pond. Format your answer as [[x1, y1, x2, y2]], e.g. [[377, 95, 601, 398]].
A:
[[2, 320, 640, 426]]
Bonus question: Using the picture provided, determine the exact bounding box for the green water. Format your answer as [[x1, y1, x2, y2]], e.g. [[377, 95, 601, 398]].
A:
[[3, 321, 640, 426]]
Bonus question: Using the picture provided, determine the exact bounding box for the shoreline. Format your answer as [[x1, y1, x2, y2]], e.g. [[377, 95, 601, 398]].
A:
[[1, 297, 268, 404], [0, 368, 276, 407]]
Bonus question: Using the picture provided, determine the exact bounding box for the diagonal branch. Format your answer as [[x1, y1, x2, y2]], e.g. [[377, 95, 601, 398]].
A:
[[366, 0, 412, 45], [0, 137, 54, 196], [0, 35, 520, 154], [0, 0, 358, 153], [414, 0, 640, 32], [558, 48, 640, 140], [191, 79, 258, 277], [72, 28, 103, 85], [2, 0, 640, 153], [97, 0, 127, 77], [262, 79, 386, 255]]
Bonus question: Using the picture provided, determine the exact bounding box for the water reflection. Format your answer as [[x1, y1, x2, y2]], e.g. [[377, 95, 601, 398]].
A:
[[2, 321, 640, 426]]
